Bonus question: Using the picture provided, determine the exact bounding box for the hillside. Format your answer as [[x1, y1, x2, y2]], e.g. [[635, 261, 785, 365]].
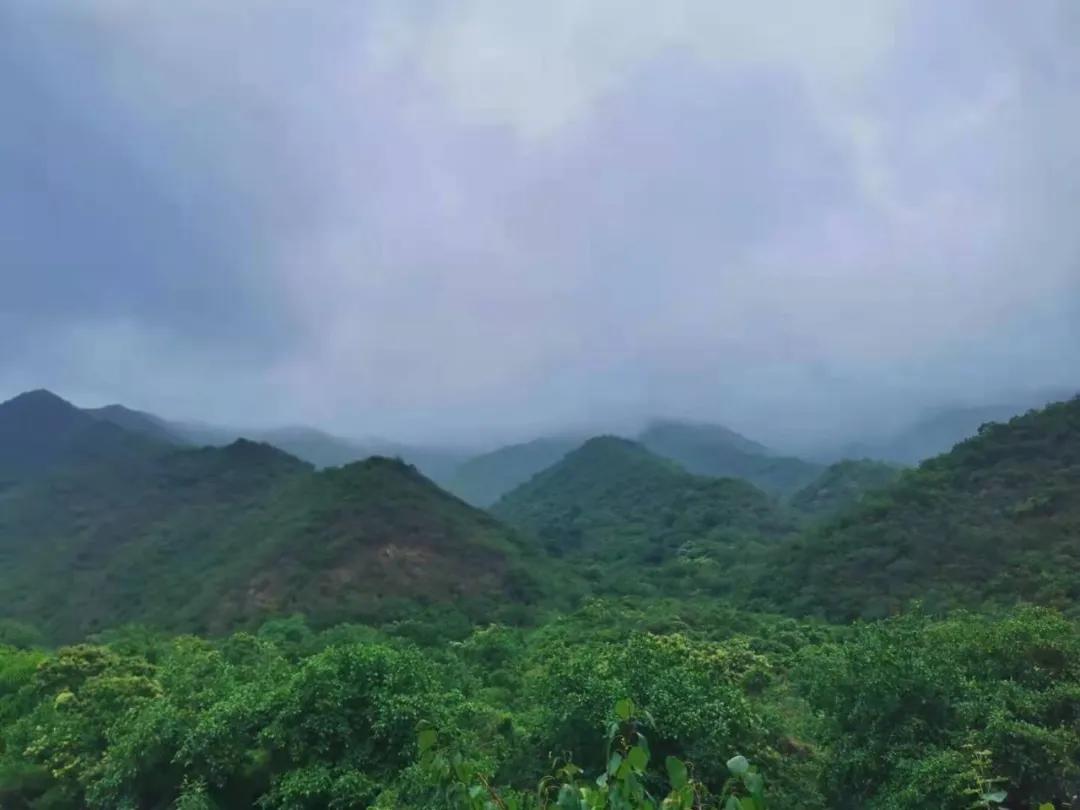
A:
[[836, 389, 1076, 464], [789, 458, 902, 518], [0, 390, 165, 486], [759, 396, 1080, 620], [444, 436, 582, 506], [638, 419, 822, 494], [86, 403, 186, 444], [0, 442, 548, 642], [162, 420, 472, 481], [493, 436, 797, 595]]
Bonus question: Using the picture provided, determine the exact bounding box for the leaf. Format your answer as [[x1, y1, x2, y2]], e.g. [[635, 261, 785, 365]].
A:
[[665, 756, 688, 790], [724, 798, 742, 810], [615, 698, 634, 721], [418, 729, 438, 753], [627, 745, 648, 771], [608, 751, 623, 776], [1038, 804, 1055, 810], [727, 755, 750, 776], [983, 790, 1007, 804], [744, 772, 763, 795]]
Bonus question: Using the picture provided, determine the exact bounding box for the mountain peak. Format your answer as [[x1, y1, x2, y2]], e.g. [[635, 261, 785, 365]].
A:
[[1, 388, 81, 413]]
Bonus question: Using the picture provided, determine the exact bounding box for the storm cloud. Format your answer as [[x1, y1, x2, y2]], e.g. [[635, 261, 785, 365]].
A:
[[2, 0, 1078, 446]]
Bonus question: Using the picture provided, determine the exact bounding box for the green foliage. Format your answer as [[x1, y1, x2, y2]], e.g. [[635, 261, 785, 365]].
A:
[[445, 437, 583, 507], [0, 603, 1074, 810], [788, 459, 902, 519], [0, 444, 560, 642], [638, 420, 822, 495], [761, 397, 1080, 619], [492, 437, 798, 598], [418, 699, 766, 809], [796, 607, 1080, 809]]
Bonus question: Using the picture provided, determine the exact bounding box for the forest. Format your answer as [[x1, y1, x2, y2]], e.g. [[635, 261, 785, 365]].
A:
[[1, 390, 1079, 809]]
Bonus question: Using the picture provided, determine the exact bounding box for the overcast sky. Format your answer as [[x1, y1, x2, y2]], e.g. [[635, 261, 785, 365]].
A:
[[2, 0, 1078, 447]]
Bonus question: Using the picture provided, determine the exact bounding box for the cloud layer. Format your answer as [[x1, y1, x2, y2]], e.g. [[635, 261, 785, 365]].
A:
[[3, 0, 1078, 446]]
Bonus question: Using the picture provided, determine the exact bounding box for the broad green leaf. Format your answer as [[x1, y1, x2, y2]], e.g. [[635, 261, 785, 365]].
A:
[[615, 698, 634, 720], [665, 756, 688, 789], [983, 790, 1007, 804], [745, 772, 763, 795], [627, 745, 649, 771], [608, 751, 623, 776], [417, 728, 438, 752], [727, 755, 750, 776]]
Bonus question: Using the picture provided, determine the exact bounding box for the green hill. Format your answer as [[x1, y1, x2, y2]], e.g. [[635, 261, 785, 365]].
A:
[[0, 390, 166, 486], [789, 458, 902, 518], [492, 436, 796, 595], [759, 397, 1080, 620], [444, 436, 582, 506], [638, 419, 822, 494], [0, 440, 547, 642]]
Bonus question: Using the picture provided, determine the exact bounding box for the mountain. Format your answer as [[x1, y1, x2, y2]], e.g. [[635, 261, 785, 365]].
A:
[[492, 436, 796, 595], [164, 421, 472, 482], [444, 436, 583, 506], [0, 441, 548, 642], [86, 403, 186, 444], [638, 419, 822, 494], [759, 396, 1080, 620], [0, 390, 165, 486], [789, 459, 902, 519], [838, 389, 1078, 464]]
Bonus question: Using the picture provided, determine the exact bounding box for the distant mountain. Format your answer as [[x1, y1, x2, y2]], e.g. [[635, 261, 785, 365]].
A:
[[758, 395, 1080, 620], [839, 390, 1078, 465], [789, 459, 902, 519], [164, 421, 471, 483], [493, 436, 796, 595], [86, 403, 186, 444], [638, 419, 822, 495], [0, 390, 165, 485], [0, 440, 547, 642], [444, 436, 583, 506]]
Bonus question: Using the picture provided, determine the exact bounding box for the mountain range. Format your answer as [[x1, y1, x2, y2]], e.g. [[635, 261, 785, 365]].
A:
[[2, 386, 1079, 642]]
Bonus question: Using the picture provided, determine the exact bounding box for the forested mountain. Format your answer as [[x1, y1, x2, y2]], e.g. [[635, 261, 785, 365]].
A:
[[2, 392, 1080, 808], [0, 434, 548, 642], [86, 403, 186, 444], [164, 420, 473, 481], [493, 436, 797, 596], [443, 436, 582, 506], [789, 458, 902, 518], [760, 396, 1080, 620], [834, 389, 1076, 464], [0, 390, 167, 486], [638, 419, 822, 494]]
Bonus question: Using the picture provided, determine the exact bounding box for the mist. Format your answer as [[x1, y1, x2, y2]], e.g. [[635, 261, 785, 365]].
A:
[[3, 0, 1078, 449]]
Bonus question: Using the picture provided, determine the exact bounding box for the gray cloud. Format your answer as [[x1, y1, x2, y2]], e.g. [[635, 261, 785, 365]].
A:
[[2, 0, 1077, 446]]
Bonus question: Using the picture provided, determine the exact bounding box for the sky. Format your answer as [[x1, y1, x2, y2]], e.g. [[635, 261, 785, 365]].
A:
[[2, 0, 1078, 449]]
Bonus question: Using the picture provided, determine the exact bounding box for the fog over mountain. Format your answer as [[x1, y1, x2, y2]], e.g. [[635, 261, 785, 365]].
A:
[[3, 1, 1078, 447]]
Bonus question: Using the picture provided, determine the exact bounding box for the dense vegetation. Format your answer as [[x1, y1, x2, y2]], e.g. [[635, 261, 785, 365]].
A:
[[0, 433, 552, 643], [761, 397, 1080, 620], [789, 459, 902, 519], [444, 437, 582, 507], [638, 420, 822, 496], [2, 389, 1080, 808], [492, 437, 797, 597], [1, 603, 1076, 809]]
